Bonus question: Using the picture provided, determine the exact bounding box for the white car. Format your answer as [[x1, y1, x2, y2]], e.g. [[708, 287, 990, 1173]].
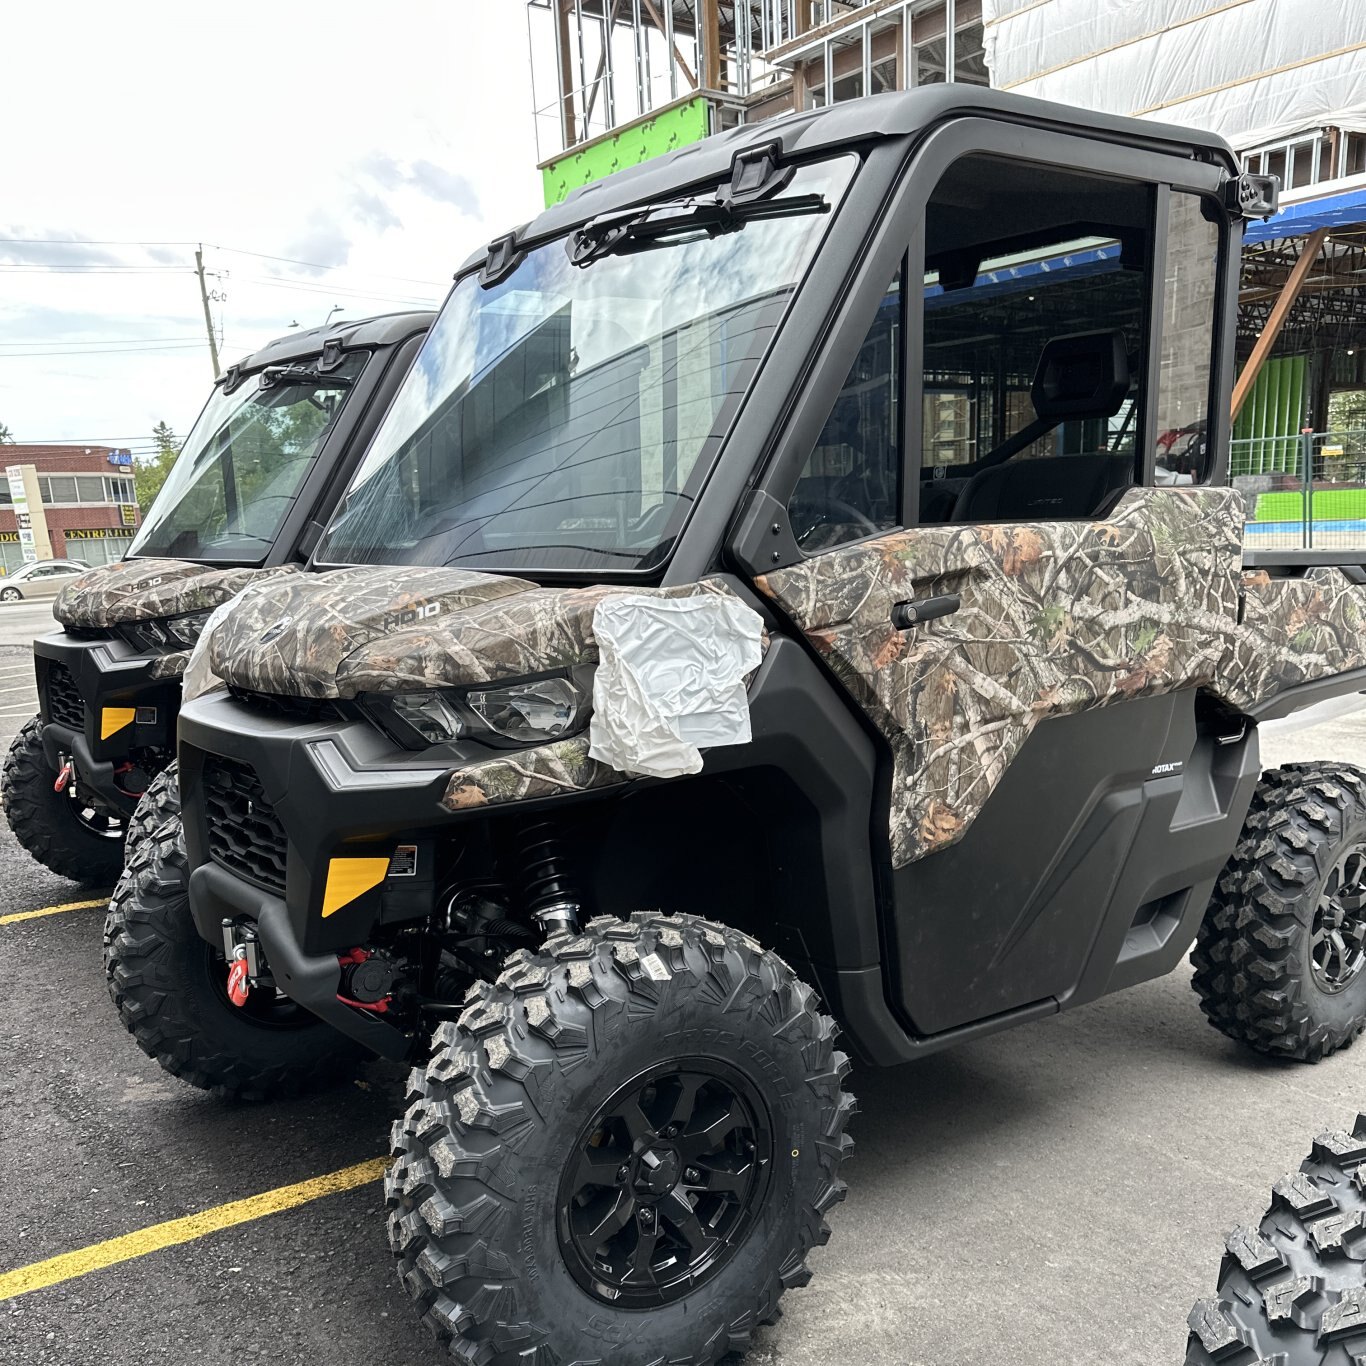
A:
[[0, 559, 90, 602]]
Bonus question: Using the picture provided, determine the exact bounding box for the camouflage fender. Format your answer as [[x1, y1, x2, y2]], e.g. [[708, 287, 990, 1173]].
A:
[[441, 736, 623, 811], [757, 487, 1247, 866], [54, 558, 303, 629]]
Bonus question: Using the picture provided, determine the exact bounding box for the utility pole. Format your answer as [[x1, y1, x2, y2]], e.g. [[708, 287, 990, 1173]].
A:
[[194, 245, 221, 380]]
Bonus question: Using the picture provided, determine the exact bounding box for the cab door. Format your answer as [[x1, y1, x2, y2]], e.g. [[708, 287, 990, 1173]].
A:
[[752, 128, 1245, 1036]]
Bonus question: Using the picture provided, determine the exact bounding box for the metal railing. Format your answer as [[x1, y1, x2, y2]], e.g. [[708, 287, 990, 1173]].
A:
[[1232, 428, 1366, 550]]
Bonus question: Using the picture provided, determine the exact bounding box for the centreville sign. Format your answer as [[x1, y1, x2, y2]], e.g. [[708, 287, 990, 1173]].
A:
[[0, 529, 134, 544]]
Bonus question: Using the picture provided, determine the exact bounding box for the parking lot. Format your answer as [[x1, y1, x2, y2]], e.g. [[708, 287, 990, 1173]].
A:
[[0, 602, 1363, 1366]]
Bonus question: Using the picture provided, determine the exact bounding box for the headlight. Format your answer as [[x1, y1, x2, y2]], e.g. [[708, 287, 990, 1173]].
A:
[[121, 608, 214, 652], [163, 608, 214, 647], [362, 669, 591, 751]]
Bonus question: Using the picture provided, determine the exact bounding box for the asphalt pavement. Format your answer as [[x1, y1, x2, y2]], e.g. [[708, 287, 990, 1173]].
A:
[[0, 603, 1362, 1365]]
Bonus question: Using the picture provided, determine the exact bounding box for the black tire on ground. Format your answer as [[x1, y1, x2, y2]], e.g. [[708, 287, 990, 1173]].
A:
[[1192, 763, 1366, 1063], [387, 912, 855, 1366], [124, 759, 179, 862], [2, 713, 125, 884], [1, 587, 21, 602], [104, 818, 364, 1099], [1187, 1115, 1366, 1364]]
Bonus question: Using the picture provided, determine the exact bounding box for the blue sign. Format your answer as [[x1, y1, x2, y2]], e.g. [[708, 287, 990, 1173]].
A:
[[107, 450, 133, 466]]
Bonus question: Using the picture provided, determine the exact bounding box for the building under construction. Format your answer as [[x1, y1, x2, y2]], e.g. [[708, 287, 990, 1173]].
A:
[[528, 0, 1366, 545]]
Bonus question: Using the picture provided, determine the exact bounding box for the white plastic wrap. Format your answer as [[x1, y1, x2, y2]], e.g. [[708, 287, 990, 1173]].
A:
[[983, 0, 1366, 151], [588, 593, 764, 779]]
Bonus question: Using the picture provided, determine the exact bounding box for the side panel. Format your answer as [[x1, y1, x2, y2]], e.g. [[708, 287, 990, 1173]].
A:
[[756, 485, 1244, 867]]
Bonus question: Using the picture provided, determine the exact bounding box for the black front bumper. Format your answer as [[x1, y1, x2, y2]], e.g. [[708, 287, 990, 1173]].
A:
[[180, 689, 465, 958], [33, 630, 182, 816]]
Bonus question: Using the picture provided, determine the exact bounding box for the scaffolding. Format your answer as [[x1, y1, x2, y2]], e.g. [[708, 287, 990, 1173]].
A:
[[527, 1, 988, 201]]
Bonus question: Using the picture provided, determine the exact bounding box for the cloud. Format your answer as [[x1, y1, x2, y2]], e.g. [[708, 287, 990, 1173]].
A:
[[0, 230, 123, 267], [349, 189, 403, 235], [280, 213, 352, 273], [356, 152, 406, 190], [408, 160, 480, 215]]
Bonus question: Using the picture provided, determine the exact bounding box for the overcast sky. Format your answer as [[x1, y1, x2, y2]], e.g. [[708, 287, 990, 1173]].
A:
[[0, 2, 548, 454]]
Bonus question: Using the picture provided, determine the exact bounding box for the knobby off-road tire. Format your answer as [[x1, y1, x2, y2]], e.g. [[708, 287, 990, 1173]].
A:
[[1192, 763, 1366, 1062], [104, 817, 363, 1099], [2, 713, 124, 884], [1187, 1115, 1366, 1363], [124, 760, 179, 862], [388, 912, 855, 1366]]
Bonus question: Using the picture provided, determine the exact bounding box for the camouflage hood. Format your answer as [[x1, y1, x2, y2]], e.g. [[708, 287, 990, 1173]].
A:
[[55, 558, 302, 629], [207, 565, 742, 700]]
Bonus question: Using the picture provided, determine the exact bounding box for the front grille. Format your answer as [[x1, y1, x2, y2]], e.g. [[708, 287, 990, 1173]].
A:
[[203, 757, 288, 895], [45, 663, 85, 731]]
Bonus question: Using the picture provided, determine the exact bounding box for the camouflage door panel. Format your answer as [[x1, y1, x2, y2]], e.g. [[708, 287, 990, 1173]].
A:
[[1223, 567, 1366, 711], [756, 487, 1246, 867]]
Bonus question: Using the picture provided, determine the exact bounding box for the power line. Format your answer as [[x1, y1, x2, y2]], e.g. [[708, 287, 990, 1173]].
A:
[[0, 336, 206, 347], [0, 342, 220, 358]]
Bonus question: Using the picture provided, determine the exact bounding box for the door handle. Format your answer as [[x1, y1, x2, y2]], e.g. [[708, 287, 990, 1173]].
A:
[[891, 594, 961, 629]]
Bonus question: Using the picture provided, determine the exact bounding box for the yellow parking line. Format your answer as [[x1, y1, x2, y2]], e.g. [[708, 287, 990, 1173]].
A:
[[0, 1157, 388, 1300], [0, 897, 108, 926]]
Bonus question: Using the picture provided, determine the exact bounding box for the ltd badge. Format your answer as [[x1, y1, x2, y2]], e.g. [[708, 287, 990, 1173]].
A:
[[259, 616, 293, 646]]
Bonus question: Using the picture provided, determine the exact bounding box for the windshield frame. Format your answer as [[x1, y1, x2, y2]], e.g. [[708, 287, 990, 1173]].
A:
[[127, 350, 373, 568], [311, 153, 862, 583]]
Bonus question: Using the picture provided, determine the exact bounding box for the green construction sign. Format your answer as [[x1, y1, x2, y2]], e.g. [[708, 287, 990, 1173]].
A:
[[542, 95, 712, 207]]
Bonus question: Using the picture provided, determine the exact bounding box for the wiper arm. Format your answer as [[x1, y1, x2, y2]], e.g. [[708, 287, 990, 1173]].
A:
[[568, 191, 828, 267], [258, 364, 354, 391]]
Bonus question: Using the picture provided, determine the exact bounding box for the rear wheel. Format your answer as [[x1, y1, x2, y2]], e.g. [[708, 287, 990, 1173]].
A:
[[124, 760, 179, 862], [1192, 763, 1366, 1062], [2, 713, 124, 884], [104, 818, 363, 1099], [387, 912, 854, 1366], [1187, 1116, 1366, 1363]]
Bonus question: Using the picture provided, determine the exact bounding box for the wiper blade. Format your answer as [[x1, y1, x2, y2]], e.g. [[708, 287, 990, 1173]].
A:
[[258, 364, 354, 391], [568, 191, 828, 267]]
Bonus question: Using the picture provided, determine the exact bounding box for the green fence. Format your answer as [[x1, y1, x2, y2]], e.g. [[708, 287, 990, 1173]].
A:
[[1232, 428, 1366, 549]]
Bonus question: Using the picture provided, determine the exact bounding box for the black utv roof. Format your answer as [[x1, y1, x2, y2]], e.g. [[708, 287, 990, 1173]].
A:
[[460, 86, 1241, 273], [225, 309, 436, 376]]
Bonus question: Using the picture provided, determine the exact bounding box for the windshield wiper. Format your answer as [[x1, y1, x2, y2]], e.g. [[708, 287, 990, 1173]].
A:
[[568, 143, 826, 267], [568, 191, 827, 267], [258, 364, 354, 391]]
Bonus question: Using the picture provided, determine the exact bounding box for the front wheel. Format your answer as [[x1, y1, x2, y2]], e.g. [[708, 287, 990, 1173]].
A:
[[1192, 763, 1366, 1062], [104, 818, 364, 1099], [124, 759, 179, 862], [388, 912, 854, 1366], [1187, 1115, 1366, 1364], [1, 587, 22, 602], [2, 714, 125, 883]]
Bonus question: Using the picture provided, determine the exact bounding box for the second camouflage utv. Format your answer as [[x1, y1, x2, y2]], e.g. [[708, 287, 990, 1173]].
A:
[[3, 311, 431, 882], [110, 88, 1366, 1363]]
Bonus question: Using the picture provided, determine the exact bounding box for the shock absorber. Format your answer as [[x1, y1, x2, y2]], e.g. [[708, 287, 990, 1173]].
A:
[[518, 820, 581, 935]]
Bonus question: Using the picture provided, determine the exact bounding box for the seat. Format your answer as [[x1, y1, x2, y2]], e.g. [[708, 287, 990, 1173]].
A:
[[950, 451, 1134, 523]]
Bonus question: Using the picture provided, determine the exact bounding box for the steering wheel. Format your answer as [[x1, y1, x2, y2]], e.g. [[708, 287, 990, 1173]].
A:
[[789, 495, 880, 548]]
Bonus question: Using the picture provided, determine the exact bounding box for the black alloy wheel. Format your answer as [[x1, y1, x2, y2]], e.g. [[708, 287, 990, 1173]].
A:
[[557, 1059, 773, 1308], [1310, 844, 1366, 995]]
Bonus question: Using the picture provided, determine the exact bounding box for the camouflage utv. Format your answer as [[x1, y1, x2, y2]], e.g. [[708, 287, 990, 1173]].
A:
[[3, 311, 431, 882], [107, 89, 1365, 1364]]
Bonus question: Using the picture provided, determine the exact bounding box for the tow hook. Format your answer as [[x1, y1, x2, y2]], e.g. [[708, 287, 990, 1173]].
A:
[[53, 755, 74, 795], [226, 950, 251, 1007], [220, 919, 263, 1008]]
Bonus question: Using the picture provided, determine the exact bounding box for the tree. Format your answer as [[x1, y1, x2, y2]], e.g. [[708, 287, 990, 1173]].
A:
[[134, 421, 182, 512], [0, 422, 13, 444]]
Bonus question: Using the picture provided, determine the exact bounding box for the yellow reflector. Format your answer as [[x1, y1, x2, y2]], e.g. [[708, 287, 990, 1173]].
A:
[[320, 857, 390, 918], [100, 707, 136, 740]]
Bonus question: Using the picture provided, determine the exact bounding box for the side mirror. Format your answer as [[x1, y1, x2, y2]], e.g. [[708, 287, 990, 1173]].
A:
[[1031, 328, 1131, 423]]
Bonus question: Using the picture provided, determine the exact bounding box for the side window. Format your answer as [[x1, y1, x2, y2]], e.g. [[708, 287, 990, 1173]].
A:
[[787, 270, 902, 551], [919, 154, 1155, 525], [1155, 193, 1220, 485]]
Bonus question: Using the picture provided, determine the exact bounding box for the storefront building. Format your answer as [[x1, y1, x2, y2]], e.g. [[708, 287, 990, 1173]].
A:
[[0, 444, 140, 573]]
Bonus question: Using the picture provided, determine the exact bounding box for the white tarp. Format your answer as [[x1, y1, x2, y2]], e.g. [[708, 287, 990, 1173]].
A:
[[588, 593, 764, 779], [982, 0, 1366, 151]]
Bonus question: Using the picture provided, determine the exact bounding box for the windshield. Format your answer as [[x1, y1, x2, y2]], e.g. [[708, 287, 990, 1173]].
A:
[[317, 157, 856, 574], [128, 353, 367, 564]]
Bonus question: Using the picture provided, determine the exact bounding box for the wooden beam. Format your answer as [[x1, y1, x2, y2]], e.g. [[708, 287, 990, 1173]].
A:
[[1231, 227, 1330, 421], [557, 0, 578, 145], [700, 0, 722, 90]]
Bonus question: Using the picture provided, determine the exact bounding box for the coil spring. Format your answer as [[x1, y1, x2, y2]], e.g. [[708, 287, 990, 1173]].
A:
[[519, 820, 581, 931]]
